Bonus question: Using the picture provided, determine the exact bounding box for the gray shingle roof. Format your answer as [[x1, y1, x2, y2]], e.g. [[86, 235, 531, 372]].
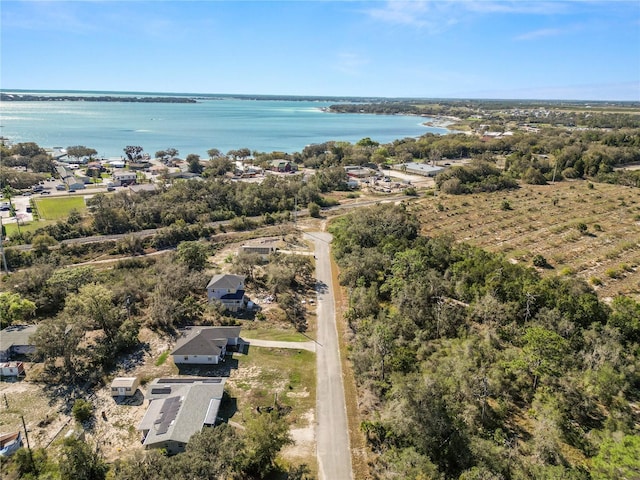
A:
[[0, 325, 38, 352], [171, 326, 241, 356], [206, 274, 245, 291], [138, 377, 226, 447]]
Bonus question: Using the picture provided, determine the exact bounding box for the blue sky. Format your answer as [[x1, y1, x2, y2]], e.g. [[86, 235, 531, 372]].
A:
[[2, 1, 639, 100]]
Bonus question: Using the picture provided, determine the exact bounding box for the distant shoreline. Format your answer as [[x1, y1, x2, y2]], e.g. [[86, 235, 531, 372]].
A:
[[0, 93, 197, 103]]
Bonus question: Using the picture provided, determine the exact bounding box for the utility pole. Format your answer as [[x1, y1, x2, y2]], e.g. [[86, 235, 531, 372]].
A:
[[21, 415, 35, 472], [293, 195, 297, 225]]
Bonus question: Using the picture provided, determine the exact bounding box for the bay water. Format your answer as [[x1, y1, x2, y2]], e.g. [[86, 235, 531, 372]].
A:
[[0, 91, 447, 158]]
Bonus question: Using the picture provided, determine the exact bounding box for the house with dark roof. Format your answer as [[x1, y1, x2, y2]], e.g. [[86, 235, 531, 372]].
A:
[[171, 326, 241, 365], [206, 274, 246, 312], [138, 377, 226, 455], [0, 325, 37, 361]]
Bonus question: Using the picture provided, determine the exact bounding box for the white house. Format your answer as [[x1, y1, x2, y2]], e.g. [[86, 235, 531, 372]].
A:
[[171, 326, 241, 365], [138, 377, 226, 455], [206, 274, 246, 312], [0, 362, 25, 377], [112, 170, 137, 186]]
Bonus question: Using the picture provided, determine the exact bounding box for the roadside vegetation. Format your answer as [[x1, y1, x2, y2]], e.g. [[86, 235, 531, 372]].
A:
[[330, 203, 639, 480]]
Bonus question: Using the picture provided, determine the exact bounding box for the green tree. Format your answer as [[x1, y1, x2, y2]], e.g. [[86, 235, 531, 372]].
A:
[[308, 201, 321, 218], [31, 233, 57, 255], [591, 434, 640, 480], [187, 154, 203, 174], [242, 411, 293, 478], [519, 326, 568, 391], [176, 241, 208, 271], [0, 292, 36, 328], [59, 438, 108, 480], [66, 145, 97, 160]]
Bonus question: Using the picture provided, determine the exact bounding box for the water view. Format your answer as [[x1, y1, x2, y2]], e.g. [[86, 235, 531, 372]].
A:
[[0, 92, 448, 158]]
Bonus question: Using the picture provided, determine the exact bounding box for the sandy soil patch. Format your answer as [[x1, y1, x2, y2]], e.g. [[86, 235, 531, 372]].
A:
[[281, 409, 315, 460]]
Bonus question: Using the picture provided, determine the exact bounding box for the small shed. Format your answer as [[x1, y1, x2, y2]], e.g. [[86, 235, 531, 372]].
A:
[[111, 377, 140, 397], [0, 362, 25, 378]]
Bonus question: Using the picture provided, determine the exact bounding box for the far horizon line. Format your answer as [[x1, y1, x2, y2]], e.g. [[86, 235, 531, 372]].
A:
[[2, 88, 638, 105]]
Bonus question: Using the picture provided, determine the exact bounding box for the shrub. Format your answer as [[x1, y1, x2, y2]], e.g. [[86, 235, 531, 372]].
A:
[[532, 254, 549, 268], [72, 399, 93, 423], [308, 202, 321, 218], [501, 200, 512, 211], [576, 222, 588, 234]]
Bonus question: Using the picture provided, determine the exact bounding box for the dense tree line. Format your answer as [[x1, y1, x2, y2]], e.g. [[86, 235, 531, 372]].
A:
[[330, 204, 640, 479], [328, 101, 640, 128]]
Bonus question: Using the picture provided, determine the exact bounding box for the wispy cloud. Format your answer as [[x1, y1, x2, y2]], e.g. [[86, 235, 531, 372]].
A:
[[515, 27, 565, 40], [333, 52, 370, 76], [362, 0, 573, 33], [464, 1, 570, 15]]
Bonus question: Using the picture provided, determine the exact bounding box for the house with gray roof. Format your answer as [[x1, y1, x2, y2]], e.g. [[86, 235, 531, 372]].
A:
[[138, 377, 226, 455], [171, 326, 241, 365], [0, 325, 37, 361], [206, 274, 246, 312]]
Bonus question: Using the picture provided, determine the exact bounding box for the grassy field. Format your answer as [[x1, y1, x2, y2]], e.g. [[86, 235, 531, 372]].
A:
[[241, 328, 312, 342], [3, 219, 55, 237], [228, 347, 315, 420], [409, 180, 640, 300], [34, 196, 86, 220]]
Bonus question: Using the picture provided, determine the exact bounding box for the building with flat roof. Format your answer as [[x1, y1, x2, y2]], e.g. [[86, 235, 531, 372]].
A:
[[392, 162, 444, 177]]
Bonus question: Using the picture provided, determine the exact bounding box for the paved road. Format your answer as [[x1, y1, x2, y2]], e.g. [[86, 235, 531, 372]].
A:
[[241, 338, 316, 352], [306, 231, 353, 480]]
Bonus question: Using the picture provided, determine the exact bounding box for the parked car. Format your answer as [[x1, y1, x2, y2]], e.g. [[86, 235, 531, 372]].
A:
[[56, 185, 66, 191], [40, 191, 50, 195], [68, 189, 76, 193], [107, 186, 116, 192]]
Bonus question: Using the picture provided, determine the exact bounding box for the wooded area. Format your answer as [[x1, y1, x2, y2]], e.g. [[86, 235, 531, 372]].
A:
[[330, 204, 639, 479]]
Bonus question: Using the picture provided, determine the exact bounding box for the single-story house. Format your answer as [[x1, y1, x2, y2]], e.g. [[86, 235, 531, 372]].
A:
[[112, 170, 137, 186], [107, 159, 126, 168], [0, 361, 25, 377], [344, 165, 373, 178], [110, 376, 140, 397], [239, 238, 280, 257], [392, 162, 445, 177], [171, 326, 241, 365], [206, 274, 246, 312], [138, 377, 226, 455], [56, 166, 87, 190], [0, 325, 38, 362]]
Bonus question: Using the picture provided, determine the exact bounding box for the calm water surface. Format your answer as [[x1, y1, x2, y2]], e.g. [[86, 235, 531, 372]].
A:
[[0, 94, 447, 158]]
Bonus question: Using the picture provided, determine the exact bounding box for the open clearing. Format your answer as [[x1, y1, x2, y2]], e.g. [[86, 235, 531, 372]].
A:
[[34, 196, 86, 220], [411, 180, 640, 300]]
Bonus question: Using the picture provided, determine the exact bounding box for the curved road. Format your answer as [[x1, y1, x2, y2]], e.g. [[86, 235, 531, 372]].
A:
[[306, 231, 353, 480]]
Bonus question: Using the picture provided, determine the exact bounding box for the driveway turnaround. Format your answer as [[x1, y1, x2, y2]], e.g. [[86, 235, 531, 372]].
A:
[[306, 232, 353, 480]]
